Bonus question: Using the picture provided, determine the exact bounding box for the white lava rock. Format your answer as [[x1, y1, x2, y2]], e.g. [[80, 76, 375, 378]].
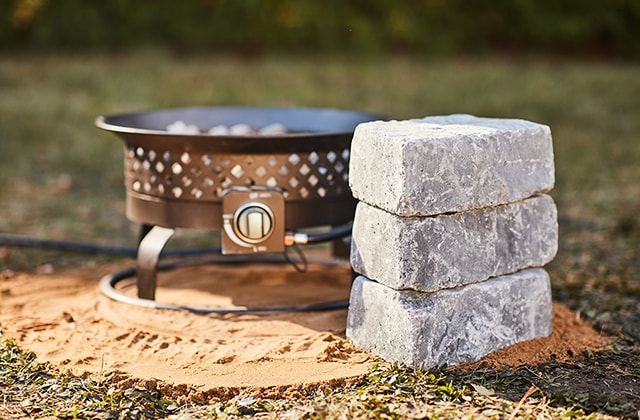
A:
[[208, 125, 231, 135], [166, 120, 200, 135], [229, 123, 253, 135], [259, 122, 287, 135]]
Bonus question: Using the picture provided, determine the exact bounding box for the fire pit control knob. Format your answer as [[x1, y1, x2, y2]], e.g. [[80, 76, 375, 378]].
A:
[[221, 189, 285, 255], [235, 203, 274, 242]]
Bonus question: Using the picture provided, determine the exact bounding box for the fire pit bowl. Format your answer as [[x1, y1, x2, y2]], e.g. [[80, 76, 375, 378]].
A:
[[96, 106, 382, 231]]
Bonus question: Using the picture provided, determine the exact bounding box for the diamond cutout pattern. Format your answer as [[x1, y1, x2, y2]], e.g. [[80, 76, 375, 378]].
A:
[[124, 146, 352, 202]]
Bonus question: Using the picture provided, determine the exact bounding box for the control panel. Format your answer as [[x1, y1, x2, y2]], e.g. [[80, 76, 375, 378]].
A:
[[221, 188, 285, 255]]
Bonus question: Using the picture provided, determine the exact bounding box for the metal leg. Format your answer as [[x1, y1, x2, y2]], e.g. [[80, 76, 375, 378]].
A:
[[136, 226, 175, 300], [138, 224, 153, 244]]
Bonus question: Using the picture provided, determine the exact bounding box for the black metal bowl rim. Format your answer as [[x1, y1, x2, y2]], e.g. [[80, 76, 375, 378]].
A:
[[95, 106, 385, 139]]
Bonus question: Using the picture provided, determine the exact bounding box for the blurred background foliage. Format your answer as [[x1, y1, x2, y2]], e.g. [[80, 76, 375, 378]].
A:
[[2, 0, 640, 57]]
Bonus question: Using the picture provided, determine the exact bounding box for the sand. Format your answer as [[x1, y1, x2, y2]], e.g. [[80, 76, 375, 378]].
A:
[[0, 258, 610, 402]]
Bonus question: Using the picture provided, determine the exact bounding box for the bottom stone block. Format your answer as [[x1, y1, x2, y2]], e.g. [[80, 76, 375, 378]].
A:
[[346, 268, 552, 367]]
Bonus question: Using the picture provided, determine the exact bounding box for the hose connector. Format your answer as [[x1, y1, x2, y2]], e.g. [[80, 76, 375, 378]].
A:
[[284, 231, 309, 246]]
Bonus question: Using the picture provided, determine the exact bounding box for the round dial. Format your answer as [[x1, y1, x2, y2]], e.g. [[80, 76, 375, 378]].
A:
[[233, 202, 274, 243]]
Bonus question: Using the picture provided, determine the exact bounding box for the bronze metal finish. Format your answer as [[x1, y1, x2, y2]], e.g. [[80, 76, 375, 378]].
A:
[[96, 106, 382, 303]]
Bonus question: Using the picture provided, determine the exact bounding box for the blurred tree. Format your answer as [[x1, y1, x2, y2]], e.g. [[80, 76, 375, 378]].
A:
[[1, 0, 638, 57]]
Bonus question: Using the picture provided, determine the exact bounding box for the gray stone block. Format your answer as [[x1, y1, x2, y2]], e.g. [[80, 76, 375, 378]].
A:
[[346, 268, 552, 367], [349, 114, 555, 216], [351, 194, 558, 292]]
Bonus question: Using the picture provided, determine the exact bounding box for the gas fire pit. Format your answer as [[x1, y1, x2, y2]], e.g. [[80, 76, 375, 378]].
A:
[[96, 106, 383, 311]]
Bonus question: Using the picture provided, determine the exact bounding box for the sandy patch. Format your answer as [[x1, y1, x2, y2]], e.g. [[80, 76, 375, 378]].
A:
[[0, 258, 610, 401]]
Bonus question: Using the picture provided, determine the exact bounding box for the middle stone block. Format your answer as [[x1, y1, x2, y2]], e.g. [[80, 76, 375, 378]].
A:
[[351, 194, 558, 292]]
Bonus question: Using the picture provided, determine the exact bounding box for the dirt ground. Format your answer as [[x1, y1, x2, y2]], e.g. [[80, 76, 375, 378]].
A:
[[0, 257, 610, 403]]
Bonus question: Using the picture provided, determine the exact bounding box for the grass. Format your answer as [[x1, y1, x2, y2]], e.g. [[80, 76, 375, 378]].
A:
[[1, 51, 639, 418], [3, 339, 636, 419], [0, 340, 178, 418]]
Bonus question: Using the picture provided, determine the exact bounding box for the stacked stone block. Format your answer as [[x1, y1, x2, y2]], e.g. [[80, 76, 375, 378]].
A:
[[346, 114, 558, 367]]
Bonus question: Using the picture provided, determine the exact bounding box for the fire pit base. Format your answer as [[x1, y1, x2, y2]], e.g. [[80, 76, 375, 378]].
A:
[[99, 255, 350, 314], [100, 240, 349, 314]]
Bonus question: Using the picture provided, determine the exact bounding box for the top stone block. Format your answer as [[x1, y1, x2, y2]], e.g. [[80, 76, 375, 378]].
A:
[[349, 114, 555, 216]]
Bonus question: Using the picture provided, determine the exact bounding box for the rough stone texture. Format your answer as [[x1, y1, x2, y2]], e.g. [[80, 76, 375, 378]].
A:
[[351, 194, 558, 292], [349, 114, 555, 216], [346, 268, 552, 367]]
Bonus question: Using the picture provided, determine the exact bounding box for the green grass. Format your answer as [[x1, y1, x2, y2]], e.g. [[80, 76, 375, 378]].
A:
[[4, 339, 632, 419], [1, 51, 639, 418], [0, 339, 178, 418]]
